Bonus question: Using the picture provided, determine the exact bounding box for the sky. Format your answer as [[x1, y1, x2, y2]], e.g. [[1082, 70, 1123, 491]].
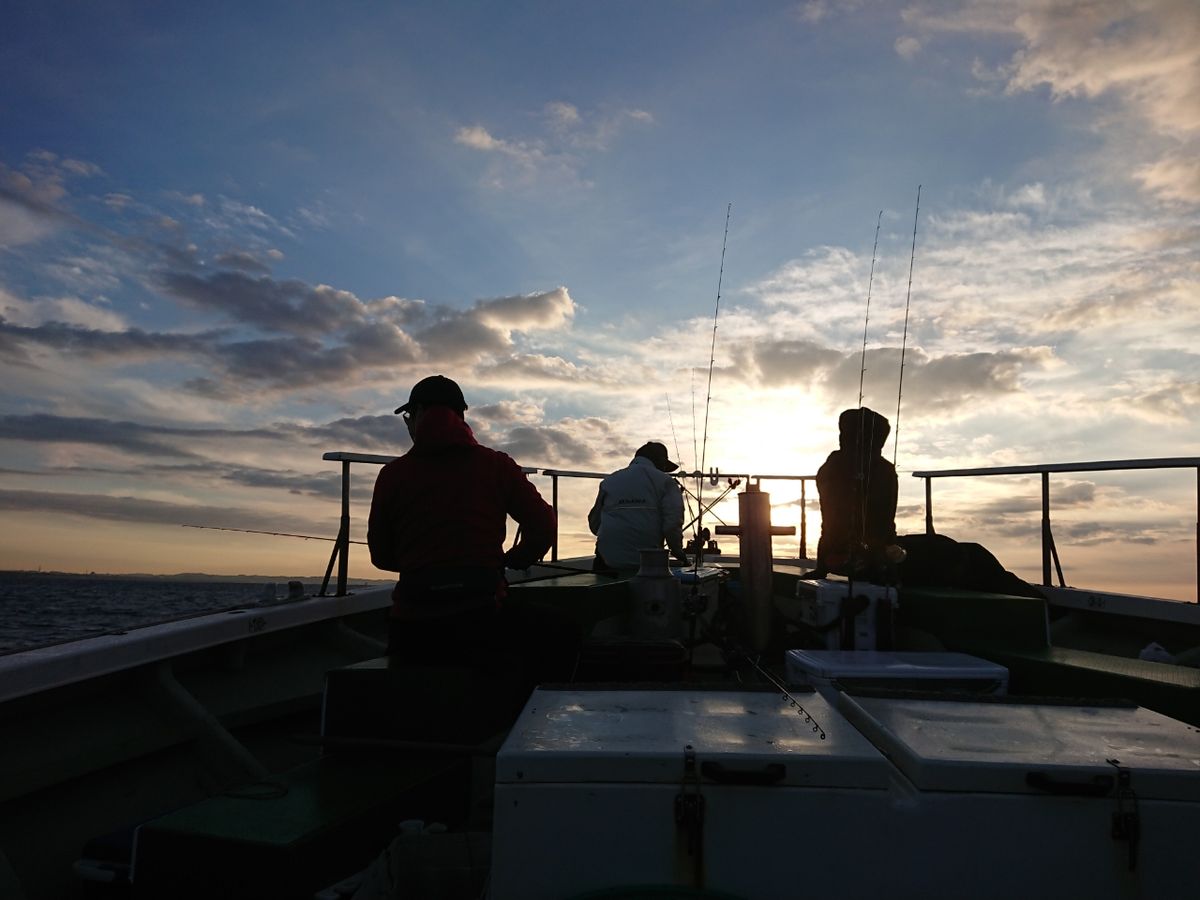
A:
[[1, 0, 1197, 600]]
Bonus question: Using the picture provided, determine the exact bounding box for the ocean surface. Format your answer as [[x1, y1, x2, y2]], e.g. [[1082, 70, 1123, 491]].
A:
[[0, 573, 344, 654]]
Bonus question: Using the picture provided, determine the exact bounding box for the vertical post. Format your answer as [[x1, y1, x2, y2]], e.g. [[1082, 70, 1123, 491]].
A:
[[799, 479, 808, 559], [1195, 467, 1199, 604], [924, 477, 933, 535], [337, 460, 350, 597], [1041, 471, 1051, 588], [551, 472, 560, 563]]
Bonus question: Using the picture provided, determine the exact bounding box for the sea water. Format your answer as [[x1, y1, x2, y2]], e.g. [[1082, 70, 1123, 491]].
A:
[[0, 573, 324, 654]]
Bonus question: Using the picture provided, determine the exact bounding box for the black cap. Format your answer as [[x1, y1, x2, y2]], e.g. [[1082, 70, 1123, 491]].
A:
[[635, 441, 678, 473], [394, 375, 467, 414]]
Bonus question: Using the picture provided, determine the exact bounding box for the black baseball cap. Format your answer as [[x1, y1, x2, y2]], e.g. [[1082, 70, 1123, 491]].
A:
[[635, 441, 678, 473], [394, 375, 468, 414]]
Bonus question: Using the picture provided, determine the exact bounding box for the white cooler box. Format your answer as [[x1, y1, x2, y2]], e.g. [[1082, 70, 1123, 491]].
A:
[[785, 649, 1009, 697], [491, 686, 1200, 900], [795, 577, 896, 650]]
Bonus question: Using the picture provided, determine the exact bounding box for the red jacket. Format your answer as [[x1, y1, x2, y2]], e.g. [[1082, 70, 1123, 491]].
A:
[[367, 408, 555, 609]]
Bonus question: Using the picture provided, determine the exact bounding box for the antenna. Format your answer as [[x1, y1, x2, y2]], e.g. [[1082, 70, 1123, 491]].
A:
[[893, 185, 921, 466]]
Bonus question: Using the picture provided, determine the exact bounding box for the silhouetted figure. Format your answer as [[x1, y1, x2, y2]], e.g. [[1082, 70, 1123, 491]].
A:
[[810, 407, 898, 581], [368, 375, 576, 682], [588, 441, 689, 572]]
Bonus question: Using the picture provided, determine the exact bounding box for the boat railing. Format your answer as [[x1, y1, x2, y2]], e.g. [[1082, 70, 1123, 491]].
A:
[[321, 452, 815, 596], [912, 457, 1200, 603]]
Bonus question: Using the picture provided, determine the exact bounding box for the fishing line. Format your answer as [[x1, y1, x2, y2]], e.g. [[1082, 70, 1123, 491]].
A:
[[666, 393, 697, 524], [893, 184, 921, 467], [182, 524, 366, 545], [855, 211, 884, 553]]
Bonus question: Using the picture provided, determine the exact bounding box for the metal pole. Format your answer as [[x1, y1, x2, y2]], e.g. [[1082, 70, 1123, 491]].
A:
[[337, 460, 350, 596], [799, 479, 807, 559], [551, 473, 559, 562], [924, 477, 933, 535], [1041, 471, 1051, 587]]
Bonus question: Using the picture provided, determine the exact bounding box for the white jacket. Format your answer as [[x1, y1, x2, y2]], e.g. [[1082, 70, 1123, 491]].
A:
[[588, 456, 686, 569]]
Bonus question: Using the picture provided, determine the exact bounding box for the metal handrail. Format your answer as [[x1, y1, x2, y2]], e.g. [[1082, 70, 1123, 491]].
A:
[[321, 452, 815, 596], [912, 457, 1200, 603]]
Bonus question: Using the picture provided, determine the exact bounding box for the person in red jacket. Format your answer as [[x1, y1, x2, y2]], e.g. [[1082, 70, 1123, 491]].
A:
[[368, 375, 566, 670]]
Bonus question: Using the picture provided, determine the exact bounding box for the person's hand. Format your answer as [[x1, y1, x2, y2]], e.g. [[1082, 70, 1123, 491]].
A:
[[504, 549, 532, 570]]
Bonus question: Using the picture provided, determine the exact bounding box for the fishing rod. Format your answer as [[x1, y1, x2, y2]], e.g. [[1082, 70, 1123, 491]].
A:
[[853, 211, 885, 565], [858, 210, 883, 409], [182, 524, 366, 545], [681, 477, 742, 533], [696, 202, 732, 568], [893, 184, 921, 467]]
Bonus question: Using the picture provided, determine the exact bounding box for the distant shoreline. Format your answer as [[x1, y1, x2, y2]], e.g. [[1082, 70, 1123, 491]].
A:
[[1, 570, 392, 585]]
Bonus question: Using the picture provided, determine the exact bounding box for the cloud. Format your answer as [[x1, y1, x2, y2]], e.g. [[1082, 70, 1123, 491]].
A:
[[1, 288, 127, 332], [0, 487, 331, 535], [1134, 155, 1200, 204], [1116, 380, 1200, 424], [489, 417, 615, 468], [161, 271, 364, 337], [455, 103, 653, 188], [213, 250, 275, 274], [0, 317, 219, 365], [0, 414, 204, 458], [895, 35, 922, 60], [903, 0, 1200, 204]]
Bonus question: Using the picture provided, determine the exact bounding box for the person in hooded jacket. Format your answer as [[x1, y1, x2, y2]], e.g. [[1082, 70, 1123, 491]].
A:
[[810, 407, 899, 581], [588, 441, 689, 572], [368, 375, 567, 671]]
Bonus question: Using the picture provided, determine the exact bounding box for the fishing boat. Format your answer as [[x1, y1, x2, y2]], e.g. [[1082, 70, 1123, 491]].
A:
[[1, 453, 1198, 899]]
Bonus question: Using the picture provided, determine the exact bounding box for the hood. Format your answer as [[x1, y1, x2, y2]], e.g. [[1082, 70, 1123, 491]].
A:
[[410, 406, 479, 453], [838, 407, 890, 454]]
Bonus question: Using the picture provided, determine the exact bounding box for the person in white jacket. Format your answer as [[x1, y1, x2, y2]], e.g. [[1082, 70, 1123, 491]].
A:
[[588, 441, 690, 572]]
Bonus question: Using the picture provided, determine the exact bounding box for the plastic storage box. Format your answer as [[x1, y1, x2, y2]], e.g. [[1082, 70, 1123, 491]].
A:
[[785, 649, 1009, 697]]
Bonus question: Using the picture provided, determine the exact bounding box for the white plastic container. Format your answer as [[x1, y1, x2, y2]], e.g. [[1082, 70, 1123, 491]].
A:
[[795, 577, 897, 650], [785, 649, 1009, 697], [490, 687, 1200, 900]]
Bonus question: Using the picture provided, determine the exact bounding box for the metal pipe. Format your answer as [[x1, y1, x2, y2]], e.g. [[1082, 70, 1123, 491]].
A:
[[337, 460, 350, 597], [1042, 471, 1051, 588], [925, 477, 933, 535], [551, 472, 560, 562], [799, 479, 807, 559]]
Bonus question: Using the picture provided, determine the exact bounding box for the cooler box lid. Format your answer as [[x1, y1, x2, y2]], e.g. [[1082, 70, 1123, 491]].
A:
[[496, 687, 892, 789], [786, 650, 1008, 683], [672, 566, 724, 584], [838, 693, 1200, 801]]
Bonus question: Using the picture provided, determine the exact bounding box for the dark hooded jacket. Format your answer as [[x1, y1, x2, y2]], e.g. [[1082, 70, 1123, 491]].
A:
[[367, 406, 555, 615], [814, 407, 898, 575]]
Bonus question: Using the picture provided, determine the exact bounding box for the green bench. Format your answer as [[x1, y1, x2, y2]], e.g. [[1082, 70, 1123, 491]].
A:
[[899, 586, 1200, 727], [132, 753, 463, 899]]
